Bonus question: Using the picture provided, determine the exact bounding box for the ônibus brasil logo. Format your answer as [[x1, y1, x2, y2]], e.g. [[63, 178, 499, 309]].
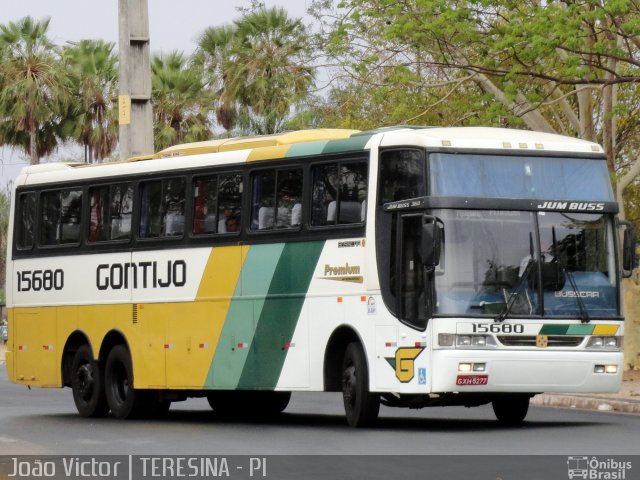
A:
[[567, 456, 632, 480]]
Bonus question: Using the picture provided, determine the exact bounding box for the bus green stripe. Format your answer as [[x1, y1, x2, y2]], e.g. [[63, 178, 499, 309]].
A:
[[322, 135, 372, 154], [539, 324, 570, 335], [237, 241, 325, 389], [286, 140, 329, 158], [566, 324, 594, 335], [206, 244, 285, 388]]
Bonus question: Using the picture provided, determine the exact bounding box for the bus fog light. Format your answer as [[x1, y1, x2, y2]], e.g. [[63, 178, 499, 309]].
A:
[[472, 336, 487, 346], [594, 365, 605, 374], [457, 336, 471, 346], [605, 365, 618, 374], [438, 334, 455, 347], [473, 363, 486, 372], [458, 363, 472, 372]]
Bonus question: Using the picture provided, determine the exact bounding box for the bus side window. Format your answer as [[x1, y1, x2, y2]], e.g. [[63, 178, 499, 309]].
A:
[[40, 189, 82, 246], [251, 169, 301, 231], [60, 190, 82, 244], [88, 186, 109, 242], [16, 192, 36, 249], [89, 183, 134, 242], [140, 178, 186, 239], [311, 161, 367, 226], [110, 184, 133, 240], [379, 150, 425, 205], [193, 176, 218, 235], [217, 173, 242, 234]]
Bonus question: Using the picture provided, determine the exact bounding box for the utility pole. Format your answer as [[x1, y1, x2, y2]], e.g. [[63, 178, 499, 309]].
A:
[[118, 0, 154, 160]]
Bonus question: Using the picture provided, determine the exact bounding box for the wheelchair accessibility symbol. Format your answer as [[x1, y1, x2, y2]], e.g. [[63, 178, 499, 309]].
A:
[[418, 368, 427, 385]]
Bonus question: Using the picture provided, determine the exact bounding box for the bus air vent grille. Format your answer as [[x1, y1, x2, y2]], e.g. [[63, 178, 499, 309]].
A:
[[497, 335, 584, 347], [132, 304, 138, 324]]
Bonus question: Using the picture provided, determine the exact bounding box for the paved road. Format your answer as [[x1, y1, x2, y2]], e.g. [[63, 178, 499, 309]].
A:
[[1, 366, 638, 457]]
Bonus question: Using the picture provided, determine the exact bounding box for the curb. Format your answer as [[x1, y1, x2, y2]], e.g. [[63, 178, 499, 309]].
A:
[[532, 393, 640, 414]]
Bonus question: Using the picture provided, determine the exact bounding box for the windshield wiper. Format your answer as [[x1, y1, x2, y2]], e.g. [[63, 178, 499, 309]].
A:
[[550, 227, 590, 323], [495, 232, 535, 323], [495, 259, 532, 323], [563, 267, 590, 323]]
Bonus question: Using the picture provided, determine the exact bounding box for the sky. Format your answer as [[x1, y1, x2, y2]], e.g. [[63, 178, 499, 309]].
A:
[[0, 0, 313, 187]]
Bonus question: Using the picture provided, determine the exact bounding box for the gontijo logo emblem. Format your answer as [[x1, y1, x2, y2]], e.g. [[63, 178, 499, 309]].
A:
[[385, 347, 425, 382]]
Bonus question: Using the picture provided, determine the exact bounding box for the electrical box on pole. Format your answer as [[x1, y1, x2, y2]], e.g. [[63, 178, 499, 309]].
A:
[[118, 0, 154, 160]]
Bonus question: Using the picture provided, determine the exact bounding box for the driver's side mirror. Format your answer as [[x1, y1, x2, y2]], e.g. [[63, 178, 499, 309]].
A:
[[421, 215, 442, 271], [619, 220, 636, 277]]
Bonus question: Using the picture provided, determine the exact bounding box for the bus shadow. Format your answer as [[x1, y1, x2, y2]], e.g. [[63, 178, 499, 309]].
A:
[[40, 409, 603, 432]]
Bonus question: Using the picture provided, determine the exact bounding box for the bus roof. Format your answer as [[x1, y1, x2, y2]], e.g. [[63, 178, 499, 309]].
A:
[[14, 126, 604, 187], [378, 126, 604, 154]]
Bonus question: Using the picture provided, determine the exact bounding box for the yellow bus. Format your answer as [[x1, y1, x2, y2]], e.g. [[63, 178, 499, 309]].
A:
[[5, 127, 635, 426]]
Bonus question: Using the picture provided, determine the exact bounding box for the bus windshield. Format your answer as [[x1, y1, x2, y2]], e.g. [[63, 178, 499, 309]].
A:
[[430, 153, 614, 201], [433, 209, 618, 318]]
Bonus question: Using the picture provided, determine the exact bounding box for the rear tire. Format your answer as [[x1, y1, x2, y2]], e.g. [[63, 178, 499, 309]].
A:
[[342, 342, 379, 427], [104, 345, 148, 419], [71, 345, 109, 417], [492, 395, 530, 425]]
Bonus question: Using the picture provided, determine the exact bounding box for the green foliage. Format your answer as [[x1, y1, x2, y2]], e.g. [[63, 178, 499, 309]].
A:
[[0, 16, 70, 164], [151, 51, 214, 150], [61, 39, 119, 162], [311, 0, 640, 214], [196, 6, 315, 134]]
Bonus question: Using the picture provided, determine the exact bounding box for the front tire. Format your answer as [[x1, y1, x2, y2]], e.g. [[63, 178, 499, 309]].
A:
[[342, 342, 379, 427], [71, 345, 109, 417], [104, 345, 148, 419], [492, 395, 530, 425]]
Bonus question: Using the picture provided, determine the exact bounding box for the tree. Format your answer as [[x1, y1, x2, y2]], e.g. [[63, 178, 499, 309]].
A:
[[61, 40, 119, 163], [313, 0, 640, 215], [194, 24, 238, 132], [196, 5, 315, 135], [151, 51, 214, 150], [0, 17, 69, 164]]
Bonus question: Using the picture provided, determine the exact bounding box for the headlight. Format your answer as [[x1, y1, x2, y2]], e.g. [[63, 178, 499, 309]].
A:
[[439, 334, 497, 349], [587, 336, 620, 350]]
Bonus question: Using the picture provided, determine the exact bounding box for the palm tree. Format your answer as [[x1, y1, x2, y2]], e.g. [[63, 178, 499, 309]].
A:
[[0, 17, 69, 165], [231, 7, 314, 134], [151, 51, 214, 150], [194, 25, 238, 132], [61, 39, 119, 163], [196, 7, 315, 135]]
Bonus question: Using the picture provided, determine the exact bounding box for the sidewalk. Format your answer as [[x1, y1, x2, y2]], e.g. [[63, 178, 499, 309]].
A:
[[531, 369, 640, 414], [0, 343, 638, 414]]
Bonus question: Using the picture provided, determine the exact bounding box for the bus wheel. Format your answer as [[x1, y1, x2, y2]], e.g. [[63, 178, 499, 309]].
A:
[[342, 342, 379, 427], [71, 345, 109, 417], [105, 345, 147, 419], [492, 395, 530, 425]]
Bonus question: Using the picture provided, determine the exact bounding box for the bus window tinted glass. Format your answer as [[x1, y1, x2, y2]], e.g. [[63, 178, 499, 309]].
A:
[[40, 189, 82, 246], [311, 161, 367, 226], [193, 173, 242, 235], [430, 154, 614, 201], [193, 176, 218, 234], [140, 178, 186, 238], [17, 192, 36, 249], [276, 169, 302, 228], [379, 150, 425, 204], [251, 169, 302, 231], [88, 184, 133, 242], [218, 174, 242, 234]]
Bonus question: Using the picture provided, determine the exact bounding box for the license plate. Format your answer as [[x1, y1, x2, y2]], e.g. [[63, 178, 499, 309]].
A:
[[456, 375, 488, 386]]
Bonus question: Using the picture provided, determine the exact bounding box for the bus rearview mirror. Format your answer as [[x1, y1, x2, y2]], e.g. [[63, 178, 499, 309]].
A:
[[421, 216, 442, 270]]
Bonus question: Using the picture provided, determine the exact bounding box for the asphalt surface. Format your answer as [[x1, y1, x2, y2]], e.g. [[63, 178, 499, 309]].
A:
[[1, 365, 639, 457]]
